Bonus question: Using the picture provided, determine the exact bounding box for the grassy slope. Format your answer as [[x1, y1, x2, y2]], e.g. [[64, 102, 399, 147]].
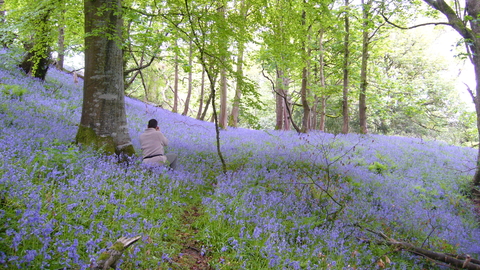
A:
[[0, 48, 479, 269]]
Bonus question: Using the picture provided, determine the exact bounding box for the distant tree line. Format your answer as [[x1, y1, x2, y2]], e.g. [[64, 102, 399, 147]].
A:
[[1, 0, 479, 188]]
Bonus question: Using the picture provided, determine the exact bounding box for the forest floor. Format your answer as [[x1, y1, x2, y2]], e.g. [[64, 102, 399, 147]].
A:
[[170, 205, 211, 270]]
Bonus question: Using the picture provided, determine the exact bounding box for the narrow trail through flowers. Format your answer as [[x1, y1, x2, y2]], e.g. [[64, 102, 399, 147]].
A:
[[163, 174, 215, 270]]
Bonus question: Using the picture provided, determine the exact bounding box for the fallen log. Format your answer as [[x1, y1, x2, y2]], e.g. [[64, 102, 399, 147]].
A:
[[90, 235, 141, 270], [361, 228, 480, 270]]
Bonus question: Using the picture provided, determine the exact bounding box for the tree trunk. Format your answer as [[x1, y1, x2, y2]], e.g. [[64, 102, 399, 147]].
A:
[[300, 9, 311, 133], [229, 0, 247, 128], [342, 0, 350, 134], [172, 51, 179, 113], [183, 40, 193, 116], [300, 65, 311, 133], [318, 30, 327, 132], [319, 96, 326, 131], [359, 0, 370, 134], [77, 0, 134, 156], [275, 68, 286, 130], [229, 41, 245, 128], [219, 66, 228, 129], [218, 4, 228, 130], [197, 68, 206, 120]]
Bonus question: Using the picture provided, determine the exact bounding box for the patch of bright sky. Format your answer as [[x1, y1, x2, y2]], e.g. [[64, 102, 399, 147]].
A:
[[429, 26, 475, 111]]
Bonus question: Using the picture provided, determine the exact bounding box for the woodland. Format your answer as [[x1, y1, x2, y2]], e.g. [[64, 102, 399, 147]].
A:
[[1, 0, 480, 269]]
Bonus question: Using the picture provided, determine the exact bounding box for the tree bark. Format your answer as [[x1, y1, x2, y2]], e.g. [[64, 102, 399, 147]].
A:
[[342, 0, 350, 134], [183, 40, 193, 116], [218, 4, 228, 130], [318, 30, 327, 132], [77, 0, 134, 156], [229, 38, 245, 128], [196, 68, 206, 120], [359, 0, 370, 134], [275, 68, 286, 130], [172, 51, 179, 113]]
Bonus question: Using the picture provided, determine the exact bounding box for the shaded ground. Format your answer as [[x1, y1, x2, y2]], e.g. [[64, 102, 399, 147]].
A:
[[169, 206, 212, 270]]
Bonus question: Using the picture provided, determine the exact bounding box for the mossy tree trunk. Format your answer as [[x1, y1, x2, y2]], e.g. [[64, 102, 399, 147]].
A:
[[76, 0, 134, 156]]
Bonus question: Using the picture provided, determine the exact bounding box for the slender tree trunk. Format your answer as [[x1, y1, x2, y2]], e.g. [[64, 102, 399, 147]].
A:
[[57, 26, 65, 70], [319, 96, 326, 131], [172, 51, 179, 113], [342, 0, 350, 134], [275, 68, 285, 130], [200, 90, 213, 121], [77, 0, 134, 156], [300, 9, 311, 133], [283, 90, 291, 130], [197, 68, 206, 120], [229, 0, 247, 128], [219, 66, 228, 129], [318, 30, 327, 132], [183, 40, 194, 116], [218, 4, 228, 130], [359, 0, 370, 134], [300, 65, 310, 133], [229, 41, 245, 127]]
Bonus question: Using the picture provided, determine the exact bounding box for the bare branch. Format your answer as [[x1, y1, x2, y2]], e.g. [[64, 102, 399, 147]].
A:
[[380, 13, 451, 30]]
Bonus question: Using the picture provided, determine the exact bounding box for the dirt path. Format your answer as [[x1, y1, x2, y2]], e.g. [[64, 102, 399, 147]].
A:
[[169, 205, 212, 270]]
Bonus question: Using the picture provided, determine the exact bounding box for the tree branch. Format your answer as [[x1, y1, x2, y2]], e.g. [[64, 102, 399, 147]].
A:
[[359, 227, 480, 270], [380, 13, 452, 30]]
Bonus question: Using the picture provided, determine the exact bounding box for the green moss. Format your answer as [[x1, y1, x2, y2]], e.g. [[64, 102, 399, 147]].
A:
[[75, 125, 136, 157], [118, 144, 135, 156], [75, 125, 115, 155], [111, 241, 125, 251], [98, 251, 110, 261]]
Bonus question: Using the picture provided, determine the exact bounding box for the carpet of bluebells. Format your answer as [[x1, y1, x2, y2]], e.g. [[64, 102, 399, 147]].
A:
[[1, 47, 479, 269]]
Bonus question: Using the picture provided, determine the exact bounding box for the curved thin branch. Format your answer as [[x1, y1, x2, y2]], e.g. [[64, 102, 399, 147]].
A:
[[381, 13, 452, 30]]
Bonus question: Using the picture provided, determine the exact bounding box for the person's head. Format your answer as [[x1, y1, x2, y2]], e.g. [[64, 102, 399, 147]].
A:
[[148, 119, 158, 129]]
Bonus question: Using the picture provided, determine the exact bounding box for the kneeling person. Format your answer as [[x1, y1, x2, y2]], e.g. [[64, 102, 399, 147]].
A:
[[140, 119, 177, 170]]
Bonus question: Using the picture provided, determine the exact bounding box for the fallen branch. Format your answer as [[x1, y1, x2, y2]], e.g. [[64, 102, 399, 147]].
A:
[[91, 235, 141, 270], [360, 228, 480, 270]]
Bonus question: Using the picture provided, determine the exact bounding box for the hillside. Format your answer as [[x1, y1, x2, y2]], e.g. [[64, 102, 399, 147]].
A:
[[1, 48, 479, 269]]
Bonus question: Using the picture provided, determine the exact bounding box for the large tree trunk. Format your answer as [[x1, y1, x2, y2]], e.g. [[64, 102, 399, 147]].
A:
[[342, 0, 350, 134], [76, 0, 134, 156]]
